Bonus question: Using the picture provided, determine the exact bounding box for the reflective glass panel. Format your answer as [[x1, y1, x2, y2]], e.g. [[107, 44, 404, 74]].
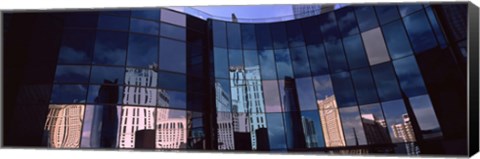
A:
[[381, 20, 414, 59], [331, 72, 357, 107], [118, 106, 156, 148], [312, 75, 335, 103], [295, 77, 317, 111], [124, 67, 158, 87], [214, 48, 229, 79], [241, 24, 257, 50], [158, 72, 186, 91], [243, 50, 260, 69], [318, 108, 346, 147], [324, 40, 348, 73], [361, 27, 390, 65], [278, 79, 298, 112], [263, 80, 282, 112], [215, 79, 231, 112], [87, 85, 123, 104], [155, 108, 187, 149], [54, 65, 90, 83], [339, 106, 367, 146], [307, 44, 329, 76], [228, 49, 243, 68], [256, 24, 273, 50], [226, 23, 242, 49], [159, 38, 186, 73], [351, 68, 379, 105], [126, 34, 158, 67], [50, 84, 88, 103], [359, 103, 391, 145], [403, 10, 438, 53], [381, 100, 416, 143], [274, 49, 294, 79], [318, 12, 340, 41], [44, 104, 85, 148], [342, 35, 369, 69], [408, 94, 442, 139], [123, 86, 156, 106], [131, 9, 160, 20], [290, 46, 311, 77], [130, 18, 159, 35], [160, 23, 186, 41], [80, 105, 121, 148], [300, 111, 325, 148], [160, 9, 186, 27], [89, 66, 125, 85], [58, 30, 96, 64], [286, 21, 305, 47], [371, 63, 402, 101], [212, 21, 227, 48], [375, 5, 400, 25], [336, 7, 359, 37], [355, 6, 379, 32], [270, 23, 288, 49], [425, 7, 447, 48], [266, 113, 288, 150], [98, 15, 129, 31], [392, 56, 428, 97], [301, 17, 323, 45], [93, 31, 128, 65], [258, 50, 277, 80], [398, 4, 423, 17]]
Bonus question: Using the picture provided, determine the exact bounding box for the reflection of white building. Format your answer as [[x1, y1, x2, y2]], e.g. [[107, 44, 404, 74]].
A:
[[156, 108, 187, 149], [391, 114, 416, 143], [229, 66, 266, 150], [317, 95, 346, 147], [123, 65, 158, 106], [44, 104, 85, 148], [215, 81, 235, 150], [119, 106, 155, 148]]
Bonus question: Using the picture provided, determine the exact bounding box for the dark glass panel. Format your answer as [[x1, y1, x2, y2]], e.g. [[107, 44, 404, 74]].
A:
[[342, 35, 369, 69], [290, 46, 311, 77], [306, 44, 329, 76], [318, 12, 340, 41], [50, 84, 88, 103], [300, 111, 325, 148], [93, 31, 128, 65], [157, 90, 186, 109], [186, 29, 204, 47], [374, 5, 400, 25], [160, 9, 186, 27], [425, 7, 447, 48], [286, 21, 305, 47], [371, 63, 402, 101], [301, 17, 323, 45], [336, 7, 359, 37], [87, 85, 123, 104], [266, 113, 287, 150], [212, 20, 227, 48], [324, 40, 348, 73], [89, 66, 125, 85], [283, 112, 305, 149], [124, 67, 158, 87], [81, 105, 121, 148], [54, 65, 90, 83], [278, 79, 298, 112], [228, 49, 243, 68], [270, 23, 288, 49], [122, 86, 156, 106], [159, 38, 186, 73], [263, 80, 282, 112], [361, 27, 390, 65], [274, 49, 293, 79], [243, 50, 260, 69], [354, 6, 379, 32], [256, 24, 273, 50], [226, 23, 242, 49], [331, 72, 357, 107], [381, 99, 416, 143], [98, 15, 129, 31], [258, 50, 277, 80], [381, 20, 414, 59], [351, 67, 379, 105], [398, 4, 423, 17], [295, 77, 317, 111], [312, 75, 335, 102], [126, 34, 158, 67], [392, 56, 428, 97], [99, 10, 130, 17], [408, 94, 442, 139], [158, 72, 186, 91], [214, 48, 229, 79], [339, 106, 367, 146], [64, 13, 98, 28], [58, 30, 96, 64], [160, 23, 186, 41], [241, 24, 257, 49], [130, 18, 159, 35], [131, 9, 160, 20], [403, 10, 437, 53], [155, 108, 187, 149], [359, 103, 391, 145]]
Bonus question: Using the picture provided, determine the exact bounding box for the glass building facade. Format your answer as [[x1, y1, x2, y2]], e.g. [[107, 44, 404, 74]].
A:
[[3, 3, 477, 156]]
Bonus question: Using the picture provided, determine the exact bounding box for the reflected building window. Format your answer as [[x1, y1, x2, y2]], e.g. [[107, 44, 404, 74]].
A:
[[119, 106, 156, 148]]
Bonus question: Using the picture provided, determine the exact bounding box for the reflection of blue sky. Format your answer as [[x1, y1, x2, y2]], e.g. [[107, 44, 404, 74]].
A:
[[402, 11, 437, 53], [274, 49, 293, 79], [319, 12, 339, 41], [409, 95, 441, 131], [312, 75, 334, 101], [336, 8, 358, 36], [51, 84, 87, 103], [90, 66, 125, 84], [59, 46, 91, 64], [55, 65, 90, 83], [295, 77, 317, 110], [301, 111, 326, 147], [290, 47, 311, 77], [266, 113, 287, 149], [93, 31, 127, 65], [127, 34, 158, 67], [392, 56, 427, 97], [130, 18, 159, 35], [258, 50, 277, 79], [80, 106, 94, 147], [166, 90, 187, 109], [381, 99, 410, 142]]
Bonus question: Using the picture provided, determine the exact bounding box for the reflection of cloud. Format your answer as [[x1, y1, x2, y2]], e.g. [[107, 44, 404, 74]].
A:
[[59, 46, 90, 62]]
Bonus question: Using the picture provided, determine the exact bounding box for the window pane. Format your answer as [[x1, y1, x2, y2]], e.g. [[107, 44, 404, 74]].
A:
[[339, 106, 367, 146], [361, 27, 390, 65], [270, 23, 288, 49], [375, 5, 400, 25], [301, 17, 323, 45], [243, 50, 260, 69], [290, 47, 311, 77], [54, 65, 90, 83], [382, 20, 414, 59], [123, 86, 156, 106], [286, 21, 305, 47], [351, 68, 379, 105], [256, 24, 273, 50], [80, 105, 121, 148], [226, 23, 242, 49], [124, 67, 158, 87], [212, 21, 227, 48], [336, 7, 359, 37], [295, 77, 317, 111], [50, 84, 88, 103], [312, 75, 335, 102], [159, 38, 186, 73], [228, 49, 243, 68], [263, 80, 282, 112], [266, 113, 287, 150], [307, 44, 329, 76], [324, 40, 348, 73], [158, 72, 186, 91], [130, 18, 159, 35], [158, 90, 186, 109], [89, 66, 125, 85], [331, 72, 357, 107], [371, 63, 402, 101], [241, 24, 257, 49], [160, 9, 186, 26], [355, 6, 379, 32], [87, 85, 123, 104], [403, 11, 438, 53], [398, 4, 423, 17], [126, 34, 158, 67], [98, 15, 129, 31], [93, 31, 128, 65], [342, 35, 369, 69], [58, 30, 95, 64], [359, 103, 391, 145], [214, 48, 229, 79], [274, 49, 293, 79], [318, 12, 340, 41], [131, 9, 160, 20], [381, 99, 416, 143], [258, 50, 277, 80], [392, 56, 428, 97], [408, 94, 442, 139], [160, 23, 186, 41], [300, 111, 325, 148]]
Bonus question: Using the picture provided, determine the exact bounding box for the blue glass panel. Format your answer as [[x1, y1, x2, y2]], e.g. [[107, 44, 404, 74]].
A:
[[301, 17, 323, 45], [58, 30, 96, 64], [403, 11, 438, 53], [212, 20, 227, 48], [50, 84, 88, 103], [300, 111, 325, 148], [324, 40, 348, 73], [158, 72, 186, 91], [398, 4, 423, 17], [355, 6, 379, 32], [274, 49, 293, 79], [361, 27, 390, 66], [382, 20, 414, 59], [307, 44, 329, 76], [290, 47, 311, 78], [295, 77, 317, 111], [342, 35, 369, 69], [126, 34, 158, 67], [258, 50, 277, 80], [89, 66, 125, 85], [226, 23, 242, 49], [331, 72, 357, 107], [336, 7, 359, 37], [375, 5, 400, 25], [159, 90, 187, 109], [243, 50, 259, 68], [392, 56, 428, 97], [371, 63, 402, 101], [228, 49, 243, 68], [93, 31, 128, 65], [266, 113, 288, 150], [270, 23, 288, 49], [312, 75, 334, 102], [98, 15, 129, 31], [286, 21, 305, 47], [256, 24, 273, 50], [130, 18, 159, 35], [87, 85, 123, 104], [159, 38, 186, 73], [241, 24, 257, 49], [131, 9, 160, 20], [214, 48, 229, 79], [318, 12, 340, 41], [425, 7, 447, 48], [161, 23, 186, 41], [54, 65, 90, 83], [351, 67, 379, 105]]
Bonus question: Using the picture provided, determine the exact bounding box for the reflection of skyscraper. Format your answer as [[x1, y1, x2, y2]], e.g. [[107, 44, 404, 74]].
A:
[[229, 66, 266, 150], [119, 106, 155, 148], [44, 104, 85, 148], [301, 116, 318, 148], [123, 65, 158, 106], [317, 95, 346, 147], [156, 108, 187, 149], [361, 114, 390, 145], [391, 114, 416, 143], [215, 81, 235, 150]]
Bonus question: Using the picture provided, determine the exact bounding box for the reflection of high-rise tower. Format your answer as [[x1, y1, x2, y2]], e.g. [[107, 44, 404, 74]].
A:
[[391, 114, 416, 143], [317, 95, 346, 147], [44, 104, 85, 148], [301, 116, 318, 148], [119, 106, 155, 148], [123, 65, 158, 106], [215, 81, 235, 150], [361, 114, 391, 145], [229, 66, 266, 150], [156, 108, 187, 149]]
